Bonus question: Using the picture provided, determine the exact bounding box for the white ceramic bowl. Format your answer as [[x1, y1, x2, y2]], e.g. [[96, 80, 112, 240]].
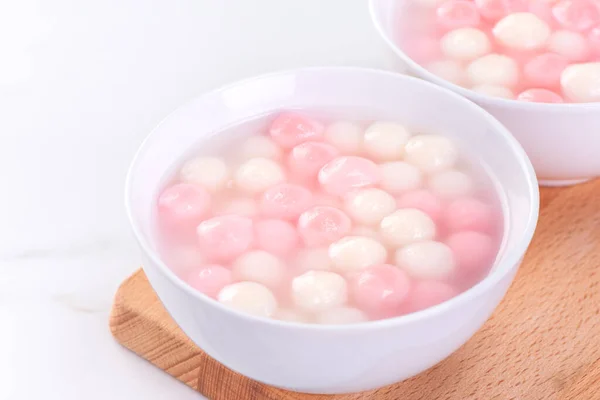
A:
[[126, 67, 538, 394], [370, 0, 600, 186]]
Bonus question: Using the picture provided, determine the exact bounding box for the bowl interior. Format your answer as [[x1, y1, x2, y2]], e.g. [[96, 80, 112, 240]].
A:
[[369, 0, 492, 103], [370, 0, 600, 112], [126, 67, 538, 296]]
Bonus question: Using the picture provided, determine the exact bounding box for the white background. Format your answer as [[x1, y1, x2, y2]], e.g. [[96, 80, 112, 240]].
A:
[[0, 0, 386, 398]]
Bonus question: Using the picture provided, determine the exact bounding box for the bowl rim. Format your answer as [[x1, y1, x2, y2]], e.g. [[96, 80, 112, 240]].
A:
[[125, 66, 540, 332], [368, 0, 600, 113]]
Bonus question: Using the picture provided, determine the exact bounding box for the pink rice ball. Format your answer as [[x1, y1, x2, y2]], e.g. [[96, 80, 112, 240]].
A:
[[350, 264, 411, 318], [186, 264, 232, 298]]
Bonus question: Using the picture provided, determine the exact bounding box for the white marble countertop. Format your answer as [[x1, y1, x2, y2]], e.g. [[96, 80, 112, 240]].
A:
[[0, 0, 386, 398]]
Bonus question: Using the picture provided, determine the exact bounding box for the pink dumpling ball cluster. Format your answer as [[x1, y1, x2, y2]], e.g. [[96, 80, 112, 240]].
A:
[[156, 111, 503, 324], [401, 0, 600, 103]]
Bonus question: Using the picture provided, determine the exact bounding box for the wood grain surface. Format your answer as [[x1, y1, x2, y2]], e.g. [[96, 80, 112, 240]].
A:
[[110, 180, 600, 400]]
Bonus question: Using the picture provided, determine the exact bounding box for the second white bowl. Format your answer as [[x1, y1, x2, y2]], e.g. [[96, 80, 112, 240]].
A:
[[370, 0, 600, 186]]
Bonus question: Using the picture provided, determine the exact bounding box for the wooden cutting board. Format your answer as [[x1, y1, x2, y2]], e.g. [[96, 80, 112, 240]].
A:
[[110, 180, 600, 400]]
